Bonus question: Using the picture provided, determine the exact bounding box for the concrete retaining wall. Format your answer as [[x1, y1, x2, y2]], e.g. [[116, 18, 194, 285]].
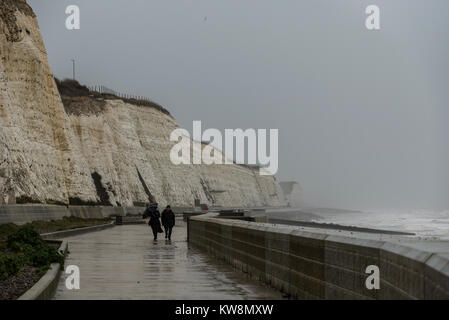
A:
[[0, 205, 146, 224], [68, 206, 125, 219], [123, 206, 145, 216], [41, 223, 115, 240], [188, 214, 449, 300], [0, 205, 69, 224], [172, 206, 195, 215]]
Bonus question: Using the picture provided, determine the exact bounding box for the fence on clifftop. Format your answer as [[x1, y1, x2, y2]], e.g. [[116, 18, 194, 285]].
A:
[[87, 85, 153, 103], [86, 84, 171, 116]]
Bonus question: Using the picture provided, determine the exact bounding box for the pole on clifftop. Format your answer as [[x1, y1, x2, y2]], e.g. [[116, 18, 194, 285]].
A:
[[71, 59, 76, 80]]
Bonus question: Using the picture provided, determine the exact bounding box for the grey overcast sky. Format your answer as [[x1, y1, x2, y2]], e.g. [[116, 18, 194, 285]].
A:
[[28, 0, 449, 210]]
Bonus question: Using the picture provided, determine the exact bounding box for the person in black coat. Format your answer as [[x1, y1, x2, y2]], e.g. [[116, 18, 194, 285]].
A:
[[145, 203, 162, 240], [161, 205, 175, 240]]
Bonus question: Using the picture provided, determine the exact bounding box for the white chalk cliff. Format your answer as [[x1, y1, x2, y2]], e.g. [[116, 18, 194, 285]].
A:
[[279, 182, 305, 208], [0, 1, 286, 208]]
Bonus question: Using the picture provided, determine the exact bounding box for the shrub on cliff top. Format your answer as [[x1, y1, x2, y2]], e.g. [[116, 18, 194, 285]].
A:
[[55, 78, 90, 97], [54, 77, 172, 116]]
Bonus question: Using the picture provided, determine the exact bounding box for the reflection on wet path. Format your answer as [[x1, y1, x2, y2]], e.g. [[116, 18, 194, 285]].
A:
[[54, 220, 283, 300]]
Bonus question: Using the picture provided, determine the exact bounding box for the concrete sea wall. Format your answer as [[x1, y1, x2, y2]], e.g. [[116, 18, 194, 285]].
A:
[[188, 213, 449, 299]]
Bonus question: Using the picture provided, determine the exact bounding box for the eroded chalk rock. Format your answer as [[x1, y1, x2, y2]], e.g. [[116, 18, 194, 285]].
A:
[[0, 2, 286, 208]]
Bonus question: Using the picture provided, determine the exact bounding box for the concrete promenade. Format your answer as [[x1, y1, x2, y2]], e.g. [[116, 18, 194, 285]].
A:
[[53, 220, 283, 300]]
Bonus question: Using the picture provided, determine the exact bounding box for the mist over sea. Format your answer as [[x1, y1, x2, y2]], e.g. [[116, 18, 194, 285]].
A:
[[265, 208, 449, 240]]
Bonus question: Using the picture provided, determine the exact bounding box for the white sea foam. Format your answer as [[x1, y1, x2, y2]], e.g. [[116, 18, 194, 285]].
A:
[[317, 209, 449, 240]]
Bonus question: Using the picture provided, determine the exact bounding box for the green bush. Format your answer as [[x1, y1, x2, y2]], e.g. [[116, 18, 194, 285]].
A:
[[0, 223, 19, 242], [0, 225, 64, 280], [0, 254, 22, 281], [7, 226, 43, 248]]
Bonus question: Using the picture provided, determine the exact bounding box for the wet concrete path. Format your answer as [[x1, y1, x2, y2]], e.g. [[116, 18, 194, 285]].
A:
[[53, 220, 283, 300]]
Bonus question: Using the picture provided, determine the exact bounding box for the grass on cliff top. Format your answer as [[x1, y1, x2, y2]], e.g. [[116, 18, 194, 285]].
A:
[[55, 78, 171, 116], [0, 216, 111, 243]]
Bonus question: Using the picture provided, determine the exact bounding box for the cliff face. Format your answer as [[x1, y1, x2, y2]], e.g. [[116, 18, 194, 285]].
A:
[[61, 96, 285, 207], [279, 182, 305, 208], [0, 2, 286, 207], [0, 1, 74, 205]]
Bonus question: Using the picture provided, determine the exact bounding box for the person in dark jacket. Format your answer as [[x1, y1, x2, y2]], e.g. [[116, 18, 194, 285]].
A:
[[145, 203, 162, 240], [161, 205, 175, 240]]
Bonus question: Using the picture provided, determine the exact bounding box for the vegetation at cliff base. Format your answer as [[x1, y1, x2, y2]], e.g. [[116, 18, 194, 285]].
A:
[[0, 216, 110, 299], [0, 226, 63, 281], [0, 216, 111, 243], [0, 216, 111, 279]]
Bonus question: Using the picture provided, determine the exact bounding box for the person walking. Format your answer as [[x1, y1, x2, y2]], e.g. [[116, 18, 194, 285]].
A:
[[161, 205, 175, 240], [145, 203, 162, 241]]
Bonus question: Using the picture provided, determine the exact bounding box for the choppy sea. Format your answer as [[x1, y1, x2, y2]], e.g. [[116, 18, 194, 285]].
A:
[[316, 209, 449, 240], [265, 207, 449, 240]]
